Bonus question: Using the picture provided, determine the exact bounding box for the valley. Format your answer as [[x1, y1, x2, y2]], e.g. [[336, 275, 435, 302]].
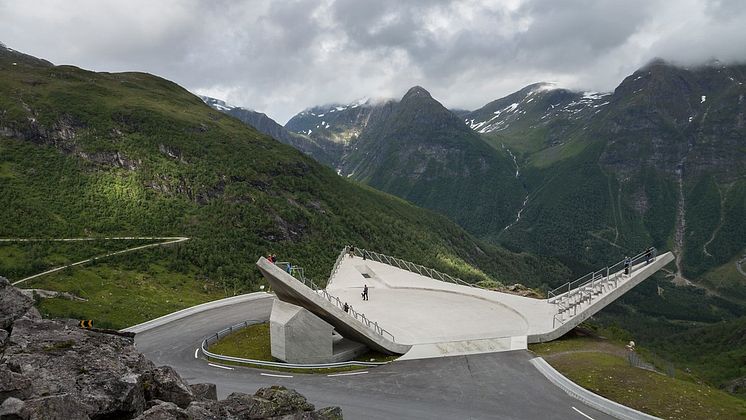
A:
[[203, 58, 746, 395], [0, 41, 744, 405]]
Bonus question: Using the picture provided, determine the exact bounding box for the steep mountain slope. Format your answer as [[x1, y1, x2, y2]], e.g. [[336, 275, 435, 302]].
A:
[[341, 86, 525, 234], [200, 96, 341, 167], [465, 83, 611, 160], [285, 98, 378, 140], [462, 60, 746, 390], [489, 60, 746, 280], [464, 83, 609, 136], [0, 44, 569, 306]]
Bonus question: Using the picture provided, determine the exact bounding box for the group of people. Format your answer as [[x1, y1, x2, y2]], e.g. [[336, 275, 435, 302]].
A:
[[622, 247, 657, 276], [267, 253, 292, 273], [343, 284, 369, 314]]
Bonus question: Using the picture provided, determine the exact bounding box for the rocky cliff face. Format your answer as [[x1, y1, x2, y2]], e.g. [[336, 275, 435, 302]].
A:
[[598, 59, 746, 181], [0, 277, 342, 419], [200, 96, 342, 168]]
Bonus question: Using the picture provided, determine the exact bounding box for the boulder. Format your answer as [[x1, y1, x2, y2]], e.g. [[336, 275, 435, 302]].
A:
[[0, 329, 9, 347], [315, 406, 344, 420], [254, 385, 315, 415], [3, 317, 152, 418], [724, 376, 746, 394], [0, 364, 32, 401], [189, 383, 218, 401], [215, 386, 343, 419], [22, 394, 89, 420], [0, 276, 33, 331], [185, 401, 221, 419], [143, 366, 196, 409], [218, 392, 279, 418], [0, 281, 343, 420], [0, 397, 28, 420], [134, 400, 189, 420]]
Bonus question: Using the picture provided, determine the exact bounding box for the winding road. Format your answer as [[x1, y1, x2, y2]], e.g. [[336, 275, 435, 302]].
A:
[[135, 295, 614, 420], [0, 237, 189, 286]]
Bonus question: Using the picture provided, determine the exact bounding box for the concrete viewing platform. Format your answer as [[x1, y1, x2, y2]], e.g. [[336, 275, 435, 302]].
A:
[[257, 249, 674, 361]]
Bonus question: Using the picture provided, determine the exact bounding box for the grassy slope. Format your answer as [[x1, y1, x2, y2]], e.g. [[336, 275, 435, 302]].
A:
[[30, 248, 225, 329], [531, 336, 746, 419], [206, 323, 395, 373], [0, 239, 155, 280], [479, 80, 746, 388], [0, 50, 569, 327]]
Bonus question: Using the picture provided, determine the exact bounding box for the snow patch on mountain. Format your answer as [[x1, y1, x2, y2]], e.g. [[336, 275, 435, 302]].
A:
[[198, 95, 249, 112], [464, 84, 611, 134]]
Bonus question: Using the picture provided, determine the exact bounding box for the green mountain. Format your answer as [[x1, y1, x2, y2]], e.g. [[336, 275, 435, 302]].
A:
[[0, 44, 570, 327], [284, 86, 525, 234], [470, 60, 746, 390], [491, 60, 746, 282], [280, 61, 746, 390]]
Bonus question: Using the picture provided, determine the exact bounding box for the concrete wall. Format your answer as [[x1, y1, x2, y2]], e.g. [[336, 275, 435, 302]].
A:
[[270, 299, 334, 364]]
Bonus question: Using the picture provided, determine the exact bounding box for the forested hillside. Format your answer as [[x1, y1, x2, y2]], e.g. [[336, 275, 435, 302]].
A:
[[0, 45, 570, 327]]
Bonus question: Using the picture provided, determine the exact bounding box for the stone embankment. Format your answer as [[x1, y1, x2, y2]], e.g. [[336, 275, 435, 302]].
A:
[[0, 276, 342, 419]]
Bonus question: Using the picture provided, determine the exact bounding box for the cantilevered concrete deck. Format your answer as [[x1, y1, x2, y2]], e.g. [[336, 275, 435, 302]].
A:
[[256, 258, 411, 355], [258, 251, 674, 360]]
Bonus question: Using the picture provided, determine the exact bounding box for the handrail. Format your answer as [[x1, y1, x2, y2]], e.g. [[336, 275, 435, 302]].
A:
[[200, 320, 390, 369], [327, 246, 350, 285], [548, 247, 659, 325], [352, 247, 490, 290], [271, 259, 396, 342], [547, 247, 657, 303]]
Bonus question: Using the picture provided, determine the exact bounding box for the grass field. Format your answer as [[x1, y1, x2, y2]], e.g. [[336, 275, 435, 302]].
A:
[[0, 239, 158, 281], [530, 335, 746, 419], [207, 322, 397, 374], [25, 252, 227, 330]]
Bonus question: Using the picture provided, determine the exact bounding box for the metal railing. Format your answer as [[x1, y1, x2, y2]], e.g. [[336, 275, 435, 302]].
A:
[[549, 247, 658, 326], [273, 259, 396, 342], [327, 247, 349, 285], [200, 320, 389, 369], [351, 246, 489, 290]]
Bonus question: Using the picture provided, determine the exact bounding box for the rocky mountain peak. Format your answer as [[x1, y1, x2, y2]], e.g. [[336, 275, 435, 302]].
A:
[[402, 85, 432, 101]]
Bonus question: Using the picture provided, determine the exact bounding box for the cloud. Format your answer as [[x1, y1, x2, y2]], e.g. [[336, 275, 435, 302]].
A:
[[1, 0, 745, 123]]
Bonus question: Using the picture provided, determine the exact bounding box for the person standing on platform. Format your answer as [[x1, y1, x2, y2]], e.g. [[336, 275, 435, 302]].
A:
[[362, 284, 369, 301], [343, 302, 349, 313], [624, 256, 631, 275]]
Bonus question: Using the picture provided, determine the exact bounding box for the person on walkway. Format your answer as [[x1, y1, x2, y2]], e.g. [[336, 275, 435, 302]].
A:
[[343, 302, 349, 313], [286, 262, 292, 273], [271, 254, 277, 264], [362, 284, 369, 301], [624, 256, 631, 275], [349, 245, 355, 258], [645, 248, 653, 264]]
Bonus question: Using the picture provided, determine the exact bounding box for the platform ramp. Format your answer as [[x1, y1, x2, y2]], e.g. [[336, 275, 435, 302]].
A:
[[256, 257, 411, 355]]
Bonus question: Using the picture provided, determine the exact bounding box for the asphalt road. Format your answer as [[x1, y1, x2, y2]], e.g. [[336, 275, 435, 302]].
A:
[[135, 295, 614, 420]]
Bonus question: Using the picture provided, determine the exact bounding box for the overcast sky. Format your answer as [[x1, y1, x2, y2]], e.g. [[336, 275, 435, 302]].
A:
[[2, 0, 746, 123]]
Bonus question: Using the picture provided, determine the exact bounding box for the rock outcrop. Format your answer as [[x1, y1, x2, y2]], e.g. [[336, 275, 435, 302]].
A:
[[0, 277, 342, 419], [0, 277, 33, 331]]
